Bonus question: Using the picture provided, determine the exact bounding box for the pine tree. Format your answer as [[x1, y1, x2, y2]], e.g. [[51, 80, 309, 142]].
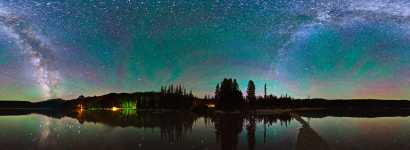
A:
[[247, 80, 256, 105], [264, 83, 267, 99], [215, 84, 220, 100]]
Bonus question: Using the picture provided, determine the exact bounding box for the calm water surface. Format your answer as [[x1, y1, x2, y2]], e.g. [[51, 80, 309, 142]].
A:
[[0, 111, 409, 150]]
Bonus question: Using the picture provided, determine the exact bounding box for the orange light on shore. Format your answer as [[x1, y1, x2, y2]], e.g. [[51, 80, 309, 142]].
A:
[[207, 104, 215, 108], [77, 104, 85, 112], [111, 107, 119, 111]]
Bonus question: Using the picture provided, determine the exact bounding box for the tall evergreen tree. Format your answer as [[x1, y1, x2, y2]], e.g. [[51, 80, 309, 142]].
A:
[[233, 79, 243, 105], [247, 80, 256, 105], [264, 83, 267, 99], [215, 84, 220, 100], [216, 78, 243, 109]]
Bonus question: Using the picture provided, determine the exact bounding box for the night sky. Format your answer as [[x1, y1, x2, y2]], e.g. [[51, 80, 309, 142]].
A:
[[0, 0, 409, 101]]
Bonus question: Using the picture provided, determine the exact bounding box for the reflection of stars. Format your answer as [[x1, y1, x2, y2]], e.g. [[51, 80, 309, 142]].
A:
[[35, 115, 86, 148], [39, 116, 51, 144]]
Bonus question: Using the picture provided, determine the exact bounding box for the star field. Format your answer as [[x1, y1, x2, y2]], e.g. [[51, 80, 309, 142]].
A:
[[0, 0, 409, 100]]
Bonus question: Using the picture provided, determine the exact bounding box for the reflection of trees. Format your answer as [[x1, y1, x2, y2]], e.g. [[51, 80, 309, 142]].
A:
[[213, 113, 295, 150], [248, 114, 293, 149], [71, 110, 197, 143], [214, 114, 244, 150], [247, 114, 329, 150], [2, 109, 332, 150], [293, 115, 330, 150], [246, 115, 256, 150], [216, 114, 330, 150], [159, 113, 195, 143]]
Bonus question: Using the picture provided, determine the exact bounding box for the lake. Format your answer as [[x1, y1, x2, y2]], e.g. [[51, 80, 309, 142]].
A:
[[0, 110, 409, 150]]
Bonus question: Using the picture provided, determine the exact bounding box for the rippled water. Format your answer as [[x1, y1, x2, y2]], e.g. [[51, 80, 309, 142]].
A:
[[0, 111, 409, 150]]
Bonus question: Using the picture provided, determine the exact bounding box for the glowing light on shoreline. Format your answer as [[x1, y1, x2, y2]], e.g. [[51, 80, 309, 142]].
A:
[[111, 107, 119, 111]]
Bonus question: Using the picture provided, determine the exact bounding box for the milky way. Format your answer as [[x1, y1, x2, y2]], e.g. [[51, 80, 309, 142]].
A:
[[274, 0, 410, 99], [0, 0, 409, 100], [0, 8, 60, 98]]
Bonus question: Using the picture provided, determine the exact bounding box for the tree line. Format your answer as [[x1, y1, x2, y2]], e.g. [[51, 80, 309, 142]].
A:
[[70, 77, 410, 111], [213, 78, 293, 109]]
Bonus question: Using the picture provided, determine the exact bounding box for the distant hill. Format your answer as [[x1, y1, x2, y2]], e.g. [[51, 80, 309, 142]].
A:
[[0, 101, 34, 108], [1, 91, 410, 111], [0, 98, 66, 109]]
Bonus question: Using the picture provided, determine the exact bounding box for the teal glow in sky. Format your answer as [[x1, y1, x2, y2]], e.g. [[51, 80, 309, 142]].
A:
[[0, 0, 409, 100]]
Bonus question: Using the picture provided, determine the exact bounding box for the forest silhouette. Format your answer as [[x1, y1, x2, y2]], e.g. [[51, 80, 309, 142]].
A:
[[1, 78, 410, 113]]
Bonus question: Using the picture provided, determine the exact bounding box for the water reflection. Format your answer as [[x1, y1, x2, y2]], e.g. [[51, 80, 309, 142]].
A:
[[1, 110, 410, 149], [72, 110, 298, 149], [75, 110, 196, 143], [294, 115, 330, 150], [246, 115, 255, 150], [214, 114, 243, 150]]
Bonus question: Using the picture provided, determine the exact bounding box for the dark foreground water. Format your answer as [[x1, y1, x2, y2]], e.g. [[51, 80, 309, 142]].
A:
[[0, 110, 409, 150]]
